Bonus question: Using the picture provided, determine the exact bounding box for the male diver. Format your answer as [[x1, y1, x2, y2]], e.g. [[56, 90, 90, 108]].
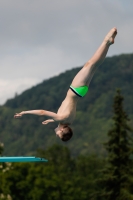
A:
[[14, 27, 117, 142]]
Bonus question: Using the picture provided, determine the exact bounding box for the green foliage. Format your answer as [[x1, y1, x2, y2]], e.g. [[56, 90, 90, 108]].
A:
[[0, 144, 12, 200], [0, 143, 4, 196], [0, 145, 104, 200], [0, 53, 133, 156], [1, 88, 133, 200], [0, 143, 4, 156], [96, 90, 133, 200]]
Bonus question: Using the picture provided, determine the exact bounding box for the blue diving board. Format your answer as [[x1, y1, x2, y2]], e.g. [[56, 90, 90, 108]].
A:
[[0, 156, 48, 162]]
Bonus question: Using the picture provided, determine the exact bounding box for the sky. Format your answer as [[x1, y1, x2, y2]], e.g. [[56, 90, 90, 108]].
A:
[[0, 0, 133, 105]]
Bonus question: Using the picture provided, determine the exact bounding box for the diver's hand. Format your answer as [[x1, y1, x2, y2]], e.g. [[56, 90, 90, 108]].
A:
[[14, 112, 23, 118], [42, 120, 49, 125], [42, 119, 54, 125]]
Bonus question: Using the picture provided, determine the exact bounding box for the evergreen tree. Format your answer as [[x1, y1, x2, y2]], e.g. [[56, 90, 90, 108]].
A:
[[97, 90, 133, 200]]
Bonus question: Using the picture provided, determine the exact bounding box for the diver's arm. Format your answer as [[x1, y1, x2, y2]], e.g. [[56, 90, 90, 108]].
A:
[[42, 119, 55, 125], [14, 110, 64, 121]]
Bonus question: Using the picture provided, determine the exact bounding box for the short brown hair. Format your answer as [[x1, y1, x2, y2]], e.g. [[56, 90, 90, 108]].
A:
[[61, 126, 73, 142]]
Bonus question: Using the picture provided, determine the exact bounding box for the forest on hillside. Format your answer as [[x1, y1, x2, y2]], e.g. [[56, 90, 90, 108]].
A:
[[0, 90, 133, 200], [0, 53, 133, 156]]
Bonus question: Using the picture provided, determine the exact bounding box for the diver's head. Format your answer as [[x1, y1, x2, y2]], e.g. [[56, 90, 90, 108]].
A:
[[55, 125, 73, 142]]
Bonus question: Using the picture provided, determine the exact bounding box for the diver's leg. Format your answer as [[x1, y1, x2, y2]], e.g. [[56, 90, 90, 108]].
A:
[[71, 27, 117, 87]]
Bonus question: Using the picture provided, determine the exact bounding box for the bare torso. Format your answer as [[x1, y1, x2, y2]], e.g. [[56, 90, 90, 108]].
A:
[[57, 89, 79, 125]]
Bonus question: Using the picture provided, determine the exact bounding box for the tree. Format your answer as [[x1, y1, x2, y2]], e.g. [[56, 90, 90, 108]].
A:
[[97, 90, 133, 200], [0, 142, 4, 197], [0, 143, 12, 200], [0, 145, 104, 200]]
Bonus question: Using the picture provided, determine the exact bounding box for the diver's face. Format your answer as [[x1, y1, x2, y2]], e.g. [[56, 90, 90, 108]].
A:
[[54, 126, 67, 138], [55, 127, 63, 138]]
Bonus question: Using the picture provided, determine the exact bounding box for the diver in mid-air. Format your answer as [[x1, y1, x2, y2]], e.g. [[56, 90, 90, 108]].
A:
[[14, 27, 117, 142]]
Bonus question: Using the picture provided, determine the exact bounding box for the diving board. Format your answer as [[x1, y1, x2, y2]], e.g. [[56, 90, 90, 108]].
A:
[[0, 156, 48, 162]]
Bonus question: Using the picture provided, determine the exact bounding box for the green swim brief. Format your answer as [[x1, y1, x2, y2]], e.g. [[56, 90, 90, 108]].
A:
[[70, 85, 88, 97]]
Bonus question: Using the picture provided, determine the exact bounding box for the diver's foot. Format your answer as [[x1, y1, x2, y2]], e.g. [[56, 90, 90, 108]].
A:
[[104, 27, 117, 45]]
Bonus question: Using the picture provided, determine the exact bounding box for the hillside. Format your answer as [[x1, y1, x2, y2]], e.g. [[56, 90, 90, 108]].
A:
[[0, 53, 133, 156]]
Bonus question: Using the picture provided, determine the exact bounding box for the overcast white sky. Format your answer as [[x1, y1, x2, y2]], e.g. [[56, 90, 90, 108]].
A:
[[0, 0, 133, 105]]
